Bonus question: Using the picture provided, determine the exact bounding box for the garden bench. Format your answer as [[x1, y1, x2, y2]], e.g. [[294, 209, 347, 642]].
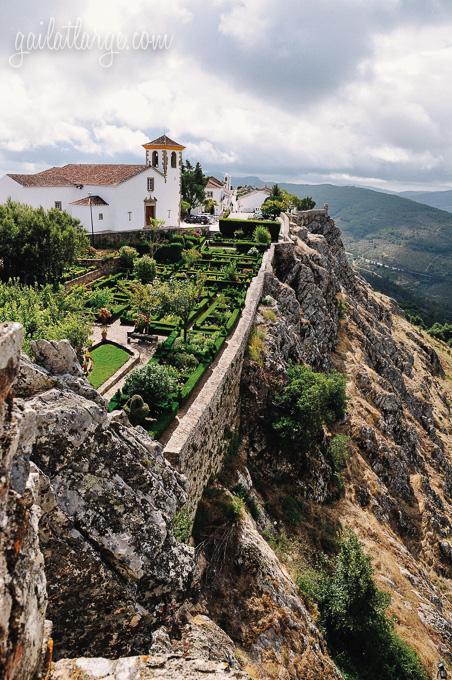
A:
[[126, 331, 158, 344]]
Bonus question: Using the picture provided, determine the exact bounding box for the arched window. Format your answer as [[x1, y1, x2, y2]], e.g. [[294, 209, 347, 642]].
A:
[[152, 151, 158, 167], [171, 151, 177, 168]]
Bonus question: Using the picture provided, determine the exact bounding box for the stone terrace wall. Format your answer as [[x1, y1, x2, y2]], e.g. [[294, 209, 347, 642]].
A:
[[91, 226, 210, 248], [163, 245, 276, 514], [64, 257, 120, 290]]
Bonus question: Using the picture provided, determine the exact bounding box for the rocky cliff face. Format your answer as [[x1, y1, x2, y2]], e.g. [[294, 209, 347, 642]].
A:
[[0, 323, 50, 680], [231, 210, 451, 672], [11, 339, 195, 661], [0, 209, 450, 679]]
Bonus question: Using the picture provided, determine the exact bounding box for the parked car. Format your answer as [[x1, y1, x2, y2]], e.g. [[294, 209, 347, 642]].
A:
[[185, 215, 199, 223], [195, 215, 210, 225], [199, 213, 216, 224]]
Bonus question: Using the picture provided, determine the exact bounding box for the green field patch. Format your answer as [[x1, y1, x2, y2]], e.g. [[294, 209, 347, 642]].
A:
[[88, 343, 130, 389]]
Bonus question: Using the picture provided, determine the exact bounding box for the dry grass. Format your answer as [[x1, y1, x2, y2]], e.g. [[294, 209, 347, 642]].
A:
[[248, 326, 267, 366]]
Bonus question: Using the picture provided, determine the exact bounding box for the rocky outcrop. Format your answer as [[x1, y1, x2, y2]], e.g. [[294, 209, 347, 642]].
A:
[[195, 503, 341, 680], [7, 335, 195, 662], [50, 615, 249, 679], [0, 324, 50, 680]]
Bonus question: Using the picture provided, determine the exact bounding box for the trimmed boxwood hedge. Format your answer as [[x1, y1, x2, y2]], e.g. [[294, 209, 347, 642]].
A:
[[155, 243, 183, 263], [180, 361, 209, 402], [219, 218, 280, 241], [149, 401, 180, 439], [225, 307, 241, 332]]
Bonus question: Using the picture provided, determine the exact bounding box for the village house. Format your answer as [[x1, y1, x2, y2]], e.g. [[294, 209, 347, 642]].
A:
[[236, 186, 271, 213], [191, 174, 235, 217], [0, 135, 185, 233], [205, 174, 235, 215]]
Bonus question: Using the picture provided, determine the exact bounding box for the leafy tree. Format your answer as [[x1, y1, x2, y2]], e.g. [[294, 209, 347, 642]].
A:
[[127, 281, 162, 333], [144, 218, 165, 258], [0, 280, 91, 357], [261, 190, 316, 218], [180, 200, 191, 218], [118, 245, 138, 271], [297, 196, 316, 210], [162, 276, 203, 343], [127, 276, 203, 341], [273, 364, 347, 448], [254, 225, 271, 245], [427, 321, 452, 344], [261, 199, 285, 219], [0, 200, 88, 284], [204, 198, 216, 214], [327, 434, 350, 472], [308, 532, 428, 680], [123, 362, 179, 407], [181, 160, 207, 208], [133, 255, 157, 283], [270, 184, 283, 199], [87, 288, 115, 314]]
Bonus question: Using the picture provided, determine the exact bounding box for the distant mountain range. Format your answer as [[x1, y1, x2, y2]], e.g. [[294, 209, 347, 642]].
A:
[[231, 178, 452, 323], [399, 189, 452, 213]]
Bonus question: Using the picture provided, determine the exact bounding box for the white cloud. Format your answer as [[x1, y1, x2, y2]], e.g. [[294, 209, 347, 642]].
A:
[[1, 0, 452, 190]]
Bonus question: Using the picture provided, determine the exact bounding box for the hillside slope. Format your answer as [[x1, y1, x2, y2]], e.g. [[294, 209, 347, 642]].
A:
[[198, 210, 451, 678], [401, 189, 452, 214], [233, 178, 452, 322]]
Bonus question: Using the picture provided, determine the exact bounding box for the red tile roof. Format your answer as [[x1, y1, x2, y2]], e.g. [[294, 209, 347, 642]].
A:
[[143, 134, 185, 149], [206, 176, 224, 189], [7, 172, 73, 187], [8, 164, 148, 187]]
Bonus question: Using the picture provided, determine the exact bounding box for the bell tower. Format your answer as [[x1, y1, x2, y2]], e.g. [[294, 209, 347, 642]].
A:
[[142, 134, 186, 225], [143, 134, 185, 183]]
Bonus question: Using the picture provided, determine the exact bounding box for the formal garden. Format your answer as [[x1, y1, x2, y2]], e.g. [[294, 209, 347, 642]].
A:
[[96, 225, 277, 438], [0, 199, 281, 439]]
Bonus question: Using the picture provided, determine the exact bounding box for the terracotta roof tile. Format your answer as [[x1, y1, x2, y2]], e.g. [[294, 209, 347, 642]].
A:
[[206, 176, 224, 189], [143, 134, 185, 149], [8, 164, 148, 187], [8, 172, 72, 187]]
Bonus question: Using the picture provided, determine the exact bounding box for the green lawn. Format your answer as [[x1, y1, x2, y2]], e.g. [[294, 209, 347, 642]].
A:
[[88, 343, 130, 389]]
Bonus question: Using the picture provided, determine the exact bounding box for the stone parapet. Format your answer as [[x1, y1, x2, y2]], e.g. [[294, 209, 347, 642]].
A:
[[163, 245, 275, 514]]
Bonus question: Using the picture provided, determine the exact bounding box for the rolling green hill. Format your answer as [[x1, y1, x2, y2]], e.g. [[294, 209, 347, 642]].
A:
[[400, 189, 452, 213], [232, 179, 452, 323]]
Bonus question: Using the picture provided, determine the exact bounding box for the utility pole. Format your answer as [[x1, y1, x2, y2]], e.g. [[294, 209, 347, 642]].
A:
[[89, 194, 94, 247]]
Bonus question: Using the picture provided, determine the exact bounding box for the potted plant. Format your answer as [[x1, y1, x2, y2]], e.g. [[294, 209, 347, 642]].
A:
[[99, 307, 112, 340]]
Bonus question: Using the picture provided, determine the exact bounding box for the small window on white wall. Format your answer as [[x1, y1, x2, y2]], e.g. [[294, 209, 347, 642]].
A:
[[98, 213, 103, 221], [147, 177, 154, 192], [128, 211, 132, 222], [55, 201, 62, 210]]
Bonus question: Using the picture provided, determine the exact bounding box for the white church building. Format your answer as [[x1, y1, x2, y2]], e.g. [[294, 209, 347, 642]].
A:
[[0, 135, 185, 233]]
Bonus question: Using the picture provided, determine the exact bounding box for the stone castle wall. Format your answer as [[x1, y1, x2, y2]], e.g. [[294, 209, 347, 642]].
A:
[[163, 244, 276, 514]]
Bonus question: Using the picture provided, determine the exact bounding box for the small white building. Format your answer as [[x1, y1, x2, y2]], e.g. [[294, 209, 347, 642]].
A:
[[236, 187, 271, 213], [193, 174, 235, 216], [0, 135, 185, 233]]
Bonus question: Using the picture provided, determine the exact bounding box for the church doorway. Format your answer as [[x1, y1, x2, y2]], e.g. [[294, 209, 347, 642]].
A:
[[145, 203, 156, 225]]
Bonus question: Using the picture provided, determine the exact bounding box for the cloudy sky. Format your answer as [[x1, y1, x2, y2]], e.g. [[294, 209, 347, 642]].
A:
[[1, 0, 452, 191]]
